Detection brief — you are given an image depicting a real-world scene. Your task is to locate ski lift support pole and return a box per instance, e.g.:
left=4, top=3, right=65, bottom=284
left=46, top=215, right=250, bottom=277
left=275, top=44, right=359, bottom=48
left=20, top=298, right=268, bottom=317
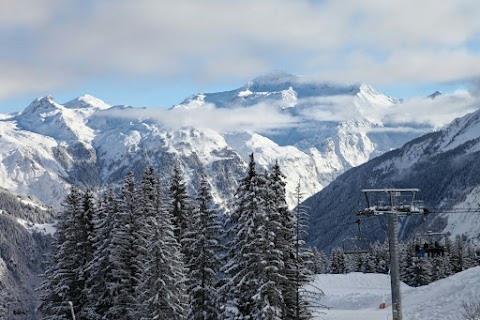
left=356, top=188, right=428, bottom=320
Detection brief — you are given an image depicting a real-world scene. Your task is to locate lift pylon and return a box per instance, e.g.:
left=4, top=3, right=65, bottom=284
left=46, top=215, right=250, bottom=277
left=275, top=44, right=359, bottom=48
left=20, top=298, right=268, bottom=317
left=355, top=188, right=428, bottom=320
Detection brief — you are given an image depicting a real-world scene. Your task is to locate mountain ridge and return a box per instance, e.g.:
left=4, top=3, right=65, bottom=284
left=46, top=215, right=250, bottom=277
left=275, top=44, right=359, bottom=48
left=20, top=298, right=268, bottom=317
left=0, top=73, right=462, bottom=211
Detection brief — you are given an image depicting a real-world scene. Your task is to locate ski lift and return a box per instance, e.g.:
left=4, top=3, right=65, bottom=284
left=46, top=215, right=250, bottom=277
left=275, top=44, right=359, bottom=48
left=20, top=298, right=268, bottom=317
left=357, top=189, right=428, bottom=216
left=414, top=231, right=447, bottom=258
left=342, top=219, right=369, bottom=254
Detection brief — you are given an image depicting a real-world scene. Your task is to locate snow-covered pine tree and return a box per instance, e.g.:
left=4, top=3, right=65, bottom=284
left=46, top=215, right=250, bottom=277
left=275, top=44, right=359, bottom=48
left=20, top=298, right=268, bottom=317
left=310, top=247, right=329, bottom=274
left=440, top=252, right=454, bottom=278
left=430, top=255, right=445, bottom=282
left=285, top=180, right=314, bottom=320
left=463, top=244, right=479, bottom=270
left=39, top=186, right=84, bottom=319
left=169, top=162, right=193, bottom=253
left=104, top=172, right=140, bottom=319
left=249, top=169, right=286, bottom=320
left=183, top=175, right=224, bottom=320
left=330, top=249, right=346, bottom=274
left=373, top=240, right=389, bottom=274
left=268, top=163, right=295, bottom=318
left=221, top=153, right=267, bottom=319
left=222, top=158, right=313, bottom=319
left=132, top=165, right=159, bottom=318
left=137, top=173, right=188, bottom=320
left=364, top=244, right=378, bottom=274
left=84, top=189, right=118, bottom=319
left=72, top=188, right=98, bottom=318
left=399, top=242, right=413, bottom=283
left=451, top=234, right=466, bottom=273
left=408, top=257, right=432, bottom=287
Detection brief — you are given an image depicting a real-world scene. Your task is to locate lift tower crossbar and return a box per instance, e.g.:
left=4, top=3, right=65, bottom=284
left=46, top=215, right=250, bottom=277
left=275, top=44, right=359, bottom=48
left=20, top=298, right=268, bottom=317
left=355, top=188, right=427, bottom=320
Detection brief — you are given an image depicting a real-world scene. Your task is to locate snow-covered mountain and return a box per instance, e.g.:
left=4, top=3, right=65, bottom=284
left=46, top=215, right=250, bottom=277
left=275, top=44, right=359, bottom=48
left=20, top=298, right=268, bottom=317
left=0, top=73, right=433, bottom=210
left=0, top=72, right=478, bottom=317
left=304, top=106, right=480, bottom=251
left=0, top=188, right=54, bottom=319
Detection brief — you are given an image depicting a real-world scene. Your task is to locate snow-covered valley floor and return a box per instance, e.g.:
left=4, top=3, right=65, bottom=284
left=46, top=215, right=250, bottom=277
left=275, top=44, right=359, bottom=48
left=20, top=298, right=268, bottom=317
left=309, top=267, right=480, bottom=320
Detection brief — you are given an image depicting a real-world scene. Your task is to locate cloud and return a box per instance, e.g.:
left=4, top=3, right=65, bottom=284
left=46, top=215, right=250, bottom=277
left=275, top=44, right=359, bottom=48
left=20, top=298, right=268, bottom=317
left=122, top=89, right=477, bottom=134
left=465, top=77, right=480, bottom=97
left=380, top=90, right=479, bottom=128
left=1, top=0, right=480, bottom=100
left=103, top=103, right=299, bottom=133
left=320, top=49, right=480, bottom=85
left=0, top=0, right=66, bottom=27
left=294, top=90, right=479, bottom=130
left=0, top=62, right=71, bottom=100
left=296, top=96, right=365, bottom=122
left=364, top=126, right=431, bottom=134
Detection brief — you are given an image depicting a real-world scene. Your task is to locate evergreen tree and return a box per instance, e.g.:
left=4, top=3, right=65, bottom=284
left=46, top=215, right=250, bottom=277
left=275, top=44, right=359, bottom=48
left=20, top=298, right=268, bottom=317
left=268, top=163, right=296, bottom=318
left=137, top=175, right=188, bottom=320
left=251, top=169, right=286, bottom=320
left=169, top=162, right=193, bottom=253
left=399, top=242, right=413, bottom=283
left=183, top=175, right=224, bottom=320
left=133, top=165, right=159, bottom=318
left=310, top=247, right=328, bottom=274
left=221, top=154, right=271, bottom=319
left=408, top=257, right=432, bottom=287
left=84, top=189, right=118, bottom=319
left=346, top=253, right=365, bottom=273
left=362, top=243, right=378, bottom=274
left=378, top=240, right=390, bottom=274
left=72, top=189, right=97, bottom=318
left=39, top=187, right=84, bottom=319
left=463, top=244, right=478, bottom=270
left=451, top=234, right=466, bottom=273
left=286, top=181, right=314, bottom=320
left=330, top=249, right=346, bottom=274
left=431, top=255, right=446, bottom=282
left=104, top=172, right=139, bottom=319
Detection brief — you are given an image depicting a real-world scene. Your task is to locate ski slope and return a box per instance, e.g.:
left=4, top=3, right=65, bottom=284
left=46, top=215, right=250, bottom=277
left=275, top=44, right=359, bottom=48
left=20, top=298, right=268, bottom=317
left=309, top=267, right=480, bottom=320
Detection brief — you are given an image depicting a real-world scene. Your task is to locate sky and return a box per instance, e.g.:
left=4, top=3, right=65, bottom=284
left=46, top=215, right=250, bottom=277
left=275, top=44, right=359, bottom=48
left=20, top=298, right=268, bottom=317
left=1, top=0, right=480, bottom=113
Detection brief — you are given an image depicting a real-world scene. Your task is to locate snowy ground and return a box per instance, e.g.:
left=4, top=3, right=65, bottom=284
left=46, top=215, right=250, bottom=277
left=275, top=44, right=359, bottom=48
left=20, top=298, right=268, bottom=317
left=309, top=267, right=480, bottom=320
left=16, top=217, right=56, bottom=235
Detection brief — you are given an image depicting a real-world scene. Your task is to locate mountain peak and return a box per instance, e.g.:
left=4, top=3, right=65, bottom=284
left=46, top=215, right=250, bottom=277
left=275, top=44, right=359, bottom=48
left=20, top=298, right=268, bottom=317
left=357, top=83, right=381, bottom=95
left=64, top=94, right=111, bottom=110
left=246, top=72, right=378, bottom=99
left=249, top=71, right=299, bottom=87
left=32, top=95, right=55, bottom=105
left=23, top=95, right=61, bottom=115
left=428, top=91, right=443, bottom=99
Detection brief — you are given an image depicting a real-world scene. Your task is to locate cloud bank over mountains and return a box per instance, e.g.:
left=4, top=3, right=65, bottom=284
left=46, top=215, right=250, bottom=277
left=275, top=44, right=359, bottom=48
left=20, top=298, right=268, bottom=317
left=102, top=87, right=478, bottom=134
left=1, top=0, right=480, bottom=102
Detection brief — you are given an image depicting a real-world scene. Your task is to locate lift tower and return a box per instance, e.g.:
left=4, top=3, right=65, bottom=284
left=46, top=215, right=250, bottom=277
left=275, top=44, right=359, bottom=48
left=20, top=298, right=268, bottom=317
left=356, top=188, right=428, bottom=320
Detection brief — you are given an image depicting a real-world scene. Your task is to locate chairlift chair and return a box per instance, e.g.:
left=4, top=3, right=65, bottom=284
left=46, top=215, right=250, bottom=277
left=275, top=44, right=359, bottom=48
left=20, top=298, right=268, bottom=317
left=342, top=237, right=370, bottom=255
left=342, top=219, right=370, bottom=255
left=414, top=231, right=447, bottom=258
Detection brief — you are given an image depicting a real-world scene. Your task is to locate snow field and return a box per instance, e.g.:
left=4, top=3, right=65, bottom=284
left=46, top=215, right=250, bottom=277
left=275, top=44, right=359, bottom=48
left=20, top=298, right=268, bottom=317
left=309, top=268, right=480, bottom=320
